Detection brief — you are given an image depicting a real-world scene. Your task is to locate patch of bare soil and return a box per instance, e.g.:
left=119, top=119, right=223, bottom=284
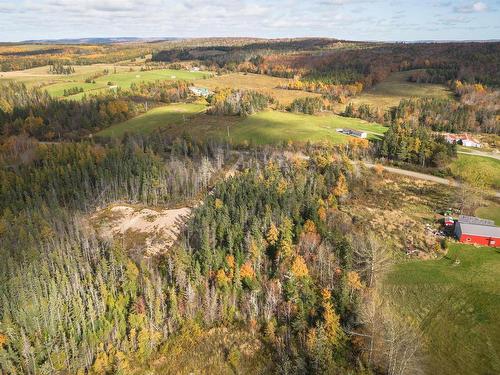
left=91, top=204, right=191, bottom=256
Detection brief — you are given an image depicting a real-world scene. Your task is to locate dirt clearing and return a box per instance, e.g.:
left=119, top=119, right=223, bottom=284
left=92, top=204, right=191, bottom=256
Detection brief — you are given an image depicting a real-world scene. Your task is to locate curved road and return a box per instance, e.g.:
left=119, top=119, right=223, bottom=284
left=363, top=162, right=500, bottom=198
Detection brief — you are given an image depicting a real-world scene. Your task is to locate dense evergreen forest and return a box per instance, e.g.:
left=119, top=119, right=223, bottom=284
left=0, top=81, right=191, bottom=140
left=0, top=137, right=227, bottom=372
left=152, top=39, right=500, bottom=87
left=0, top=44, right=151, bottom=72
left=0, top=136, right=413, bottom=374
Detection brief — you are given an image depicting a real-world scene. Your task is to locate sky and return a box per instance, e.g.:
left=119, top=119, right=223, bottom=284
left=0, top=0, right=499, bottom=42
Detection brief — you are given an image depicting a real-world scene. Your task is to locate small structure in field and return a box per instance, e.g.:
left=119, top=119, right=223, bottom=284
left=454, top=215, right=499, bottom=247
left=337, top=128, right=368, bottom=139
left=189, top=86, right=212, bottom=98
left=444, top=133, right=481, bottom=148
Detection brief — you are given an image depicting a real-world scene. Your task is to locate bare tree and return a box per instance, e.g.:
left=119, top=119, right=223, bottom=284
left=352, top=233, right=393, bottom=288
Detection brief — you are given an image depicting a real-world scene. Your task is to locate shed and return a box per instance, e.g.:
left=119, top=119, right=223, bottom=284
left=454, top=217, right=500, bottom=247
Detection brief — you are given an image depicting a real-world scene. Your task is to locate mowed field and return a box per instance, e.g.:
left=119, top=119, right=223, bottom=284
left=384, top=243, right=500, bottom=375
left=475, top=201, right=500, bottom=225
left=96, top=103, right=206, bottom=138
left=450, top=153, right=500, bottom=190
left=197, top=72, right=322, bottom=105
left=335, top=70, right=452, bottom=111
left=0, top=65, right=211, bottom=99
left=96, top=104, right=388, bottom=145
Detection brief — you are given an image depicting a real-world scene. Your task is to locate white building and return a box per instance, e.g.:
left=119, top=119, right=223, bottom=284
left=337, top=128, right=368, bottom=139
left=444, top=133, right=481, bottom=148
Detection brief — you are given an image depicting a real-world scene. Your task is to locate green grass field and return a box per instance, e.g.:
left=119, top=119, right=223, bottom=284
left=226, top=111, right=387, bottom=145
left=475, top=201, right=500, bottom=225
left=198, top=72, right=321, bottom=105
left=384, top=243, right=500, bottom=375
left=96, top=103, right=207, bottom=138
left=0, top=65, right=211, bottom=99
left=450, top=154, right=500, bottom=190
left=335, top=70, right=452, bottom=112
left=98, top=106, right=389, bottom=145
left=48, top=68, right=210, bottom=99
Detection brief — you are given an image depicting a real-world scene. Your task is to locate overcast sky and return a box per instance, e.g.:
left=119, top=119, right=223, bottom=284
left=0, top=0, right=499, bottom=42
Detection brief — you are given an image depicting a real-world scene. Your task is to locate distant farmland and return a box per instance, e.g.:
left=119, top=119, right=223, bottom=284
left=335, top=70, right=452, bottom=112
left=197, top=72, right=322, bottom=105
left=0, top=65, right=211, bottom=99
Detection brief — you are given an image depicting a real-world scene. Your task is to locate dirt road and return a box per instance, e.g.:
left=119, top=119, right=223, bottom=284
left=363, top=162, right=500, bottom=198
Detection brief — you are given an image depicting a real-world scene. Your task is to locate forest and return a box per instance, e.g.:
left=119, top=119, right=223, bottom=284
left=0, top=35, right=498, bottom=375
left=0, top=81, right=191, bottom=140
left=0, top=136, right=415, bottom=374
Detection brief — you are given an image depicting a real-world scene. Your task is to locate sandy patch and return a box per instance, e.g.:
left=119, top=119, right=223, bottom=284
left=92, top=204, right=191, bottom=256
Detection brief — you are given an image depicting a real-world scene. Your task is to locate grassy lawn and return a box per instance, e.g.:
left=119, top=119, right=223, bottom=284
left=91, top=68, right=210, bottom=89
left=226, top=110, right=387, bottom=145
left=42, top=81, right=108, bottom=97
left=450, top=154, right=500, bottom=190
left=384, top=243, right=500, bottom=375
left=198, top=72, right=321, bottom=105
left=334, top=70, right=452, bottom=112
left=475, top=201, right=500, bottom=225
left=96, top=103, right=207, bottom=138
left=98, top=107, right=389, bottom=145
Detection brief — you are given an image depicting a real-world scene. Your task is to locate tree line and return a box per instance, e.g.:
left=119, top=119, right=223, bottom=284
left=0, top=80, right=192, bottom=141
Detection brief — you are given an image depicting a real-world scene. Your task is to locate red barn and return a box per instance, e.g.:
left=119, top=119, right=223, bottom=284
left=454, top=216, right=500, bottom=247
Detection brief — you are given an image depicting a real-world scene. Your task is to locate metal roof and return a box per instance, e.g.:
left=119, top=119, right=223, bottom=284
left=458, top=215, right=495, bottom=226
left=457, top=222, right=500, bottom=237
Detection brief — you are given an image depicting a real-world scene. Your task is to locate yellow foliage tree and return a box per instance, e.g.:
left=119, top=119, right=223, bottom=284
left=321, top=289, right=342, bottom=346
left=277, top=177, right=288, bottom=195
left=333, top=173, right=348, bottom=198
left=347, top=271, right=363, bottom=291
left=214, top=198, right=224, bottom=209
left=291, top=255, right=309, bottom=278
left=303, top=219, right=317, bottom=234
left=225, top=254, right=235, bottom=270
left=240, top=261, right=255, bottom=279
left=216, top=269, right=231, bottom=288
left=267, top=223, right=279, bottom=245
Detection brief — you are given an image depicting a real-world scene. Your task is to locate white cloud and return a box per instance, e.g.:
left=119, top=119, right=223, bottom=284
left=454, top=1, right=489, bottom=13
left=0, top=0, right=498, bottom=41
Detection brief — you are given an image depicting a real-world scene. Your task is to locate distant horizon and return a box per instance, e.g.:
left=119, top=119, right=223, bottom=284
left=1, top=1, right=499, bottom=42
left=4, top=36, right=500, bottom=44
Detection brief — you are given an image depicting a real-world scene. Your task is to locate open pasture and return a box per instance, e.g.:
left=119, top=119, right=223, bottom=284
left=98, top=105, right=388, bottom=146
left=384, top=243, right=500, bottom=375
left=450, top=153, right=500, bottom=190
left=198, top=72, right=322, bottom=105
left=335, top=69, right=452, bottom=111
left=96, top=103, right=207, bottom=138
left=0, top=65, right=211, bottom=99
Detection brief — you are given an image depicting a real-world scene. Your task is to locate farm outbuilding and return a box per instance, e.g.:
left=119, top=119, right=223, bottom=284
left=454, top=215, right=500, bottom=247
left=444, top=133, right=481, bottom=148
left=337, top=128, right=368, bottom=138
